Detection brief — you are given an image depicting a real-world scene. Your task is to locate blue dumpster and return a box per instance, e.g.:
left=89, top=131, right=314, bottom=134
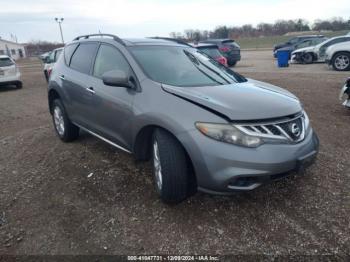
left=276, top=49, right=289, bottom=67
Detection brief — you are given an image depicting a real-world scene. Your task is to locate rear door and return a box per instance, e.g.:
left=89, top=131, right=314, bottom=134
left=61, top=42, right=99, bottom=128
left=88, top=43, right=136, bottom=149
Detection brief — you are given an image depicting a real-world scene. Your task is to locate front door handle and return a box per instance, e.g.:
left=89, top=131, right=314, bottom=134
left=86, top=87, right=95, bottom=94
left=59, top=75, right=65, bottom=80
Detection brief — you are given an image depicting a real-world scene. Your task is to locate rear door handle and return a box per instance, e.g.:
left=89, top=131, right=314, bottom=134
left=59, top=75, right=65, bottom=80
left=86, top=87, right=95, bottom=94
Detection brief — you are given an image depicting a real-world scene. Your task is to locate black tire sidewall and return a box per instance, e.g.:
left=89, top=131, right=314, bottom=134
left=152, top=129, right=190, bottom=203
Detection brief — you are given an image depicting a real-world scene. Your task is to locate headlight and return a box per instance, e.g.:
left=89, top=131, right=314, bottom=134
left=195, top=122, right=263, bottom=148
left=303, top=110, right=310, bottom=134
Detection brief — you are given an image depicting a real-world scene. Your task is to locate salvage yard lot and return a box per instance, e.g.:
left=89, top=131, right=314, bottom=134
left=0, top=51, right=349, bottom=256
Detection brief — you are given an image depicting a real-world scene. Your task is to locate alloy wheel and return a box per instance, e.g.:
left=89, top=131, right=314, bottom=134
left=153, top=141, right=163, bottom=192
left=335, top=55, right=349, bottom=70
left=53, top=106, right=65, bottom=136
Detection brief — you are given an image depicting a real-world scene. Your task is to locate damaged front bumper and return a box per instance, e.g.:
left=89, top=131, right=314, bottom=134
left=339, top=78, right=350, bottom=108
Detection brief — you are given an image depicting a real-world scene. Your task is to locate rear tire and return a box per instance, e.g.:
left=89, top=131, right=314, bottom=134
left=332, top=52, right=350, bottom=71
left=228, top=61, right=237, bottom=67
left=152, top=129, right=195, bottom=204
left=51, top=99, right=79, bottom=142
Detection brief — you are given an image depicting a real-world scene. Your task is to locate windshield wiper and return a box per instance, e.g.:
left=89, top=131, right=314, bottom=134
left=184, top=50, right=225, bottom=85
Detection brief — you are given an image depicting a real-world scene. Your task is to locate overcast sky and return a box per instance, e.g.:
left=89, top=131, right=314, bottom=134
left=0, top=0, right=349, bottom=43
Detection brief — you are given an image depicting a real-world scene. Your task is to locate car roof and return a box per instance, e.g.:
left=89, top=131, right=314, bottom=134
left=294, top=35, right=324, bottom=38
left=0, top=55, right=11, bottom=59
left=192, top=43, right=218, bottom=48
left=201, top=39, right=234, bottom=43
left=71, top=37, right=191, bottom=48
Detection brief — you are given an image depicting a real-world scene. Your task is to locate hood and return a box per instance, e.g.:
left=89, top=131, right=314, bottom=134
left=162, top=79, right=301, bottom=121
left=292, top=46, right=314, bottom=54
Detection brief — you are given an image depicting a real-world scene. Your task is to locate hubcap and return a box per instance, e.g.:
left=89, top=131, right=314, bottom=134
left=335, top=55, right=349, bottom=70
left=153, top=141, right=162, bottom=191
left=53, top=106, right=65, bottom=136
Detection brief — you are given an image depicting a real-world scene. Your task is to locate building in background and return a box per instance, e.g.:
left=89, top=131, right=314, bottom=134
left=0, top=38, right=26, bottom=60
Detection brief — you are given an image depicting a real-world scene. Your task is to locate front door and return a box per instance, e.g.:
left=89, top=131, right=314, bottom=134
left=88, top=44, right=136, bottom=150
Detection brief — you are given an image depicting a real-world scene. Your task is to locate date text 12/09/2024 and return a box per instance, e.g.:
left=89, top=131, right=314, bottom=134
left=127, top=255, right=220, bottom=261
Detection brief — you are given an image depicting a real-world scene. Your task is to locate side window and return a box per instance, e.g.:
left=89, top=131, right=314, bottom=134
left=70, top=43, right=98, bottom=74
left=55, top=49, right=63, bottom=62
left=64, top=43, right=78, bottom=65
left=93, top=44, right=131, bottom=78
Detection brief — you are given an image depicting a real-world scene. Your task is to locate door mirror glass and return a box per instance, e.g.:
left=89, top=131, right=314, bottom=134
left=102, top=70, right=132, bottom=88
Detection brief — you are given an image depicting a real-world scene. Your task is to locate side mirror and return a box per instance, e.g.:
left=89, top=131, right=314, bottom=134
left=102, top=70, right=134, bottom=89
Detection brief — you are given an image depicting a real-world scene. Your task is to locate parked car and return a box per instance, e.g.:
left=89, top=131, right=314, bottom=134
left=0, top=55, right=22, bottom=89
left=48, top=34, right=319, bottom=203
left=339, top=77, right=350, bottom=108
left=39, top=52, right=51, bottom=62
left=193, top=43, right=228, bottom=66
left=325, top=42, right=350, bottom=71
left=200, top=39, right=240, bottom=66
left=292, top=36, right=350, bottom=64
left=273, top=35, right=325, bottom=58
left=43, top=47, right=63, bottom=82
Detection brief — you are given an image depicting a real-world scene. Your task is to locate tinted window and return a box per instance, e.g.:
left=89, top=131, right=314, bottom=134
left=323, top=38, right=349, bottom=48
left=64, top=43, right=78, bottom=65
left=55, top=49, right=63, bottom=62
left=93, top=44, right=130, bottom=78
left=288, top=38, right=299, bottom=44
left=198, top=47, right=222, bottom=58
left=0, top=57, right=14, bottom=67
left=131, top=46, right=246, bottom=87
left=70, top=43, right=98, bottom=74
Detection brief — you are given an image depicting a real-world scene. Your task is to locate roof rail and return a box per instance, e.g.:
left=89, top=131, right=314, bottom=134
left=149, top=37, right=192, bottom=47
left=72, top=34, right=125, bottom=46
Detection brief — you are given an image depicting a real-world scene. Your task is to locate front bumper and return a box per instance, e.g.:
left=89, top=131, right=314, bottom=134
left=178, top=128, right=319, bottom=194
left=339, top=83, right=350, bottom=108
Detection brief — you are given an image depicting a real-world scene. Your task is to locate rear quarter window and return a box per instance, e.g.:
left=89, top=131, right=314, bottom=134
left=64, top=43, right=78, bottom=65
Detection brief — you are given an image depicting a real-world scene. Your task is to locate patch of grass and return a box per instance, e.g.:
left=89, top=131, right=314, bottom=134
left=237, top=30, right=349, bottom=49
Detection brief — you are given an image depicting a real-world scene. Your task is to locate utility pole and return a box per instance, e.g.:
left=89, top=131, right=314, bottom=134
left=55, top=17, right=64, bottom=44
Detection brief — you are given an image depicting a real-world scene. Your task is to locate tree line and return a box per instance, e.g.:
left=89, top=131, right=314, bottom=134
left=170, top=17, right=350, bottom=41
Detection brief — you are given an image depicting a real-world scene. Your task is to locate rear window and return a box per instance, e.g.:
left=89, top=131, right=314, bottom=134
left=64, top=43, right=78, bottom=65
left=198, top=47, right=221, bottom=58
left=70, top=43, right=98, bottom=74
left=0, top=57, right=14, bottom=67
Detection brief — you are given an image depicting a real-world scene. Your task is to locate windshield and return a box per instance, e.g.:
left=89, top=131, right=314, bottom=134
left=130, top=46, right=246, bottom=87
left=0, top=57, right=14, bottom=67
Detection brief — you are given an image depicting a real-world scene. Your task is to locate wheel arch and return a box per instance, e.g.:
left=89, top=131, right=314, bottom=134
left=133, top=125, right=197, bottom=187
left=48, top=88, right=61, bottom=114
left=331, top=51, right=350, bottom=61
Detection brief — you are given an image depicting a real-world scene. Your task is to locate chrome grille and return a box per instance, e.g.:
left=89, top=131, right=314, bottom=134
left=236, top=114, right=306, bottom=143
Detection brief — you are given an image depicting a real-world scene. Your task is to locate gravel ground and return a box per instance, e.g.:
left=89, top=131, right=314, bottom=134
left=0, top=52, right=349, bottom=257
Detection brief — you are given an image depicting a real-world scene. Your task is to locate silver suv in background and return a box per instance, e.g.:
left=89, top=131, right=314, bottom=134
left=48, top=34, right=319, bottom=203
left=0, top=55, right=22, bottom=89
left=43, top=47, right=63, bottom=82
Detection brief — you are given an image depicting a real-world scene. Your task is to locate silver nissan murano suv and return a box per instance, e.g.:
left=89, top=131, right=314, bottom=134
left=48, top=34, right=319, bottom=203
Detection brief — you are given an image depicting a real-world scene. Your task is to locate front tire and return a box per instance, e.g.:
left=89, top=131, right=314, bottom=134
left=332, top=52, right=350, bottom=71
left=302, top=53, right=313, bottom=64
left=52, top=99, right=79, bottom=142
left=152, top=129, right=195, bottom=204
left=16, top=81, right=22, bottom=89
